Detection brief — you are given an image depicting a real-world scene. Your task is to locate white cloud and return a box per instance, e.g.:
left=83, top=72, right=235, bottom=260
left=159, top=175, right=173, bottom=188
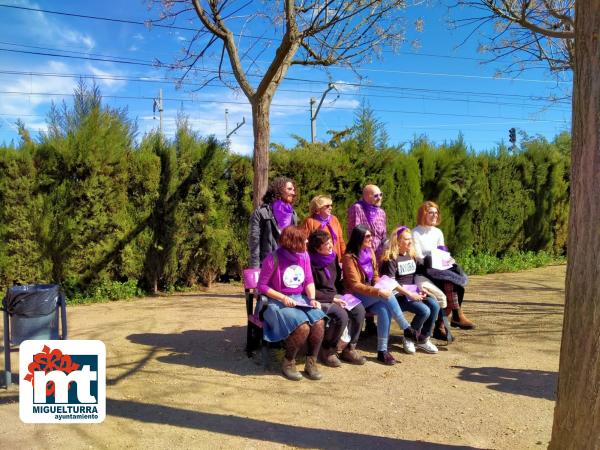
left=133, top=33, right=145, bottom=41
left=7, top=0, right=95, bottom=50
left=84, top=64, right=128, bottom=90
left=0, top=61, right=77, bottom=115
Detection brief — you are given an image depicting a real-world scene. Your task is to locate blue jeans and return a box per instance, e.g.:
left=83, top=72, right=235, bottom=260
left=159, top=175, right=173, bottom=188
left=396, top=295, right=440, bottom=338
left=355, top=292, right=410, bottom=340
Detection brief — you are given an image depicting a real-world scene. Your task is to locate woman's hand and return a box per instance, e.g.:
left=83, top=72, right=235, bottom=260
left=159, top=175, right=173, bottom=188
left=378, top=289, right=392, bottom=299
left=409, top=291, right=427, bottom=302
left=281, top=295, right=296, bottom=307
left=332, top=296, right=347, bottom=308
left=310, top=299, right=321, bottom=310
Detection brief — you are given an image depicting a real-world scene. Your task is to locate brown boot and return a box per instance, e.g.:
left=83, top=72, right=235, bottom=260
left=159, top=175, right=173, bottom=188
left=304, top=356, right=322, bottom=380
left=319, top=347, right=342, bottom=368
left=451, top=307, right=476, bottom=330
left=282, top=358, right=302, bottom=381
left=340, top=344, right=367, bottom=365
left=432, top=318, right=448, bottom=341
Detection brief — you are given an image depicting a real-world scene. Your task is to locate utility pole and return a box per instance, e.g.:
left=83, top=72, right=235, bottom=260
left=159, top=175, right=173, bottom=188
left=225, top=108, right=229, bottom=142
left=310, top=83, right=337, bottom=143
left=225, top=108, right=246, bottom=149
left=153, top=89, right=163, bottom=133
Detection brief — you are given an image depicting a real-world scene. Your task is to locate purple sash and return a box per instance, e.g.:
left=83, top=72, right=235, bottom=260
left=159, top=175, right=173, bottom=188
left=358, top=247, right=374, bottom=282
left=314, top=214, right=338, bottom=244
left=272, top=200, right=294, bottom=230
left=309, top=251, right=336, bottom=280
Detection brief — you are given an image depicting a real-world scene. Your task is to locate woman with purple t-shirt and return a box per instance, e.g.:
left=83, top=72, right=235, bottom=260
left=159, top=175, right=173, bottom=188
left=258, top=226, right=327, bottom=381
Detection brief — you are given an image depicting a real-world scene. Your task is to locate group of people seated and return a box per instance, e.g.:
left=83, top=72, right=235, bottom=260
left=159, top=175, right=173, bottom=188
left=249, top=177, right=475, bottom=381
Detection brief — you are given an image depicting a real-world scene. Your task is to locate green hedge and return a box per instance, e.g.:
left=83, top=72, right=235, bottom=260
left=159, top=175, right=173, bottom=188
left=0, top=85, right=571, bottom=296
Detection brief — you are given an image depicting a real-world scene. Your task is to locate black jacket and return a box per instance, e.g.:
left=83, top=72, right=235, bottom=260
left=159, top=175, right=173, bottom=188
left=248, top=203, right=298, bottom=268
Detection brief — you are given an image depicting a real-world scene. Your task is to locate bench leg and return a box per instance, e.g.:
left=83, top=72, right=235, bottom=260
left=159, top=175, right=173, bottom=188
left=3, top=311, right=11, bottom=388
left=245, top=323, right=254, bottom=357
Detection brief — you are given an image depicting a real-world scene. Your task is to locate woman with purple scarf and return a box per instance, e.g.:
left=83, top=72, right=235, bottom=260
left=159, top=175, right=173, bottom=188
left=303, top=195, right=346, bottom=258
left=308, top=230, right=366, bottom=367
left=342, top=225, right=418, bottom=365
left=249, top=177, right=298, bottom=268
left=258, top=226, right=327, bottom=381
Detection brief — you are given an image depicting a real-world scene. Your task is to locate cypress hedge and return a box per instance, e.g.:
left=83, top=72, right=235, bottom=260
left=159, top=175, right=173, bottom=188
left=0, top=86, right=571, bottom=295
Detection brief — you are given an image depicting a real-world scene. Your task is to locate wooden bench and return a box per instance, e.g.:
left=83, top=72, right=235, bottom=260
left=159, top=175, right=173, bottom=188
left=243, top=268, right=262, bottom=355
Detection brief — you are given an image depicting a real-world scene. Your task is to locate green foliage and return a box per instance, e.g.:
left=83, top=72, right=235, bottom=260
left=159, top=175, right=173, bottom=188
left=0, top=88, right=572, bottom=298
left=35, top=82, right=133, bottom=289
left=67, top=279, right=143, bottom=304
left=0, top=146, right=50, bottom=286
left=457, top=251, right=566, bottom=275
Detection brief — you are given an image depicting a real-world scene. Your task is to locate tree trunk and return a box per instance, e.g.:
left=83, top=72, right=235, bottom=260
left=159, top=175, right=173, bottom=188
left=549, top=1, right=600, bottom=448
left=251, top=98, right=272, bottom=209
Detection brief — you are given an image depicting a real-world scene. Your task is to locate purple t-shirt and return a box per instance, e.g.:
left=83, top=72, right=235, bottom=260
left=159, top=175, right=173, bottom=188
left=258, top=249, right=314, bottom=296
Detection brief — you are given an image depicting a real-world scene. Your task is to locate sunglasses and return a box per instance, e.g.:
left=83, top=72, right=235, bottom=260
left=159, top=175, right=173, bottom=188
left=322, top=204, right=333, bottom=208
left=364, top=234, right=373, bottom=239
left=373, top=193, right=383, bottom=199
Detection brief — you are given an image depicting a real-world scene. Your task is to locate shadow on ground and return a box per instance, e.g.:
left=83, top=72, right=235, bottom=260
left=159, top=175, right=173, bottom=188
left=107, top=398, right=481, bottom=449
left=124, top=326, right=267, bottom=378
left=453, top=366, right=557, bottom=401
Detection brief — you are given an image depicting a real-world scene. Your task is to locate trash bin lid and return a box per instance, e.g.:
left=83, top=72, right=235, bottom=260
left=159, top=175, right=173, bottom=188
left=2, top=284, right=61, bottom=317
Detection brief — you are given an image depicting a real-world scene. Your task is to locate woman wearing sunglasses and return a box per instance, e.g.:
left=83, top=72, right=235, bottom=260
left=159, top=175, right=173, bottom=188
left=342, top=225, right=418, bottom=365
left=302, top=195, right=346, bottom=258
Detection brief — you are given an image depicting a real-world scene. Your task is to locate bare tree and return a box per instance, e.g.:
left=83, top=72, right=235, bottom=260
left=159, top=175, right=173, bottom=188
left=149, top=0, right=407, bottom=207
left=453, top=0, right=575, bottom=73
left=454, top=1, right=599, bottom=447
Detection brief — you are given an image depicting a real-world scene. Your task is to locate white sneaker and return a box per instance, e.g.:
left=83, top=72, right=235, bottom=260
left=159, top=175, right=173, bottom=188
left=416, top=337, right=438, bottom=354
left=403, top=337, right=416, bottom=354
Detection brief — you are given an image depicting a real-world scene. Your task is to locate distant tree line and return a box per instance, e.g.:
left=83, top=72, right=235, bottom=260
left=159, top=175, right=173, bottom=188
left=0, top=83, right=570, bottom=294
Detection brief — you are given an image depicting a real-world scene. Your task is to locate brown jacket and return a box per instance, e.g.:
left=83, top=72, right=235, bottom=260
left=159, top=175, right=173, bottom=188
left=341, top=249, right=381, bottom=297
left=302, top=215, right=346, bottom=257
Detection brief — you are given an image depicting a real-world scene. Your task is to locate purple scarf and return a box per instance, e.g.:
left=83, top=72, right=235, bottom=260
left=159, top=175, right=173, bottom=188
left=272, top=200, right=294, bottom=230
left=358, top=247, right=374, bottom=282
left=313, top=213, right=338, bottom=244
left=309, top=250, right=337, bottom=280
left=277, top=247, right=302, bottom=266
left=358, top=199, right=379, bottom=227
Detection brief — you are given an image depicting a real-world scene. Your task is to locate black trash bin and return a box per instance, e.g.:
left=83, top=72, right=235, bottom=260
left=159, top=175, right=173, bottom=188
left=2, top=284, right=67, bottom=388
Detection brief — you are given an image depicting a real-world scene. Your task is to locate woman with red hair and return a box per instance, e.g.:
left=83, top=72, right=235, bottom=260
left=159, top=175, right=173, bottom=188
left=257, top=226, right=327, bottom=381
left=412, top=201, right=475, bottom=339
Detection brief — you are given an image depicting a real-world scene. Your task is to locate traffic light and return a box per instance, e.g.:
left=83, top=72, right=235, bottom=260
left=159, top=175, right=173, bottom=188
left=509, top=128, right=516, bottom=144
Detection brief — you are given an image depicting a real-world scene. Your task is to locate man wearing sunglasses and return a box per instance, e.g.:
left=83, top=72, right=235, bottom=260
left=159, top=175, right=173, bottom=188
left=347, top=184, right=387, bottom=258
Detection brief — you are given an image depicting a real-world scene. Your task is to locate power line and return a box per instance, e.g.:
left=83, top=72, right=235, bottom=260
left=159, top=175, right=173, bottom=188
left=0, top=3, right=202, bottom=33
left=0, top=68, right=571, bottom=111
left=0, top=47, right=572, bottom=105
left=0, top=89, right=569, bottom=123
left=0, top=3, right=573, bottom=83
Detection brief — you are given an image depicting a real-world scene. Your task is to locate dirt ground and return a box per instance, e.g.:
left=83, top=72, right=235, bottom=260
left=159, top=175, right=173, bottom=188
left=0, top=265, right=565, bottom=449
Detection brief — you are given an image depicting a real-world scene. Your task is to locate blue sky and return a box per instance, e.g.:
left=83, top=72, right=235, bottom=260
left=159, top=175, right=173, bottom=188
left=0, top=0, right=572, bottom=154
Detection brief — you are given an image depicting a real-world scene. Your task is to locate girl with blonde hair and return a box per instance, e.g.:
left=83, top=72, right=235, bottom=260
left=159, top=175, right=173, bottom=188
left=380, top=226, right=440, bottom=353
